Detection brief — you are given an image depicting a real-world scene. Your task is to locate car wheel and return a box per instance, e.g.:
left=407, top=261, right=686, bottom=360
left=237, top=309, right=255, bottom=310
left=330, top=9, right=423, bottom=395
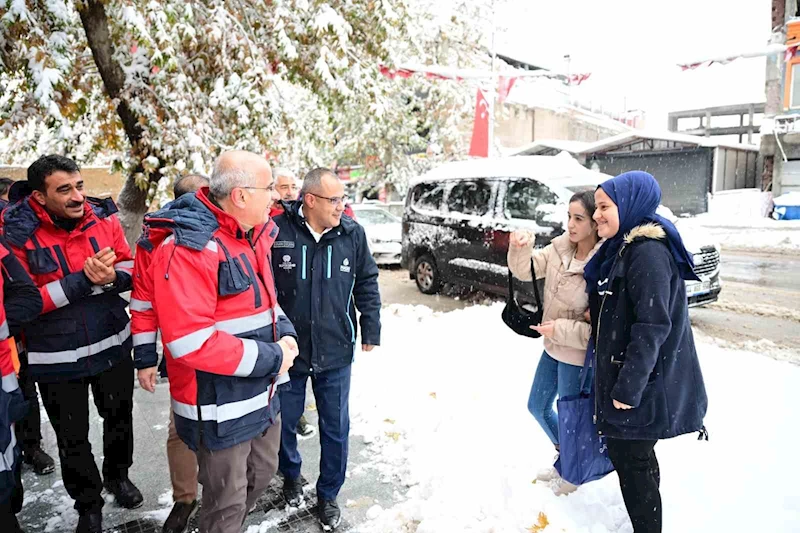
left=414, top=254, right=441, bottom=295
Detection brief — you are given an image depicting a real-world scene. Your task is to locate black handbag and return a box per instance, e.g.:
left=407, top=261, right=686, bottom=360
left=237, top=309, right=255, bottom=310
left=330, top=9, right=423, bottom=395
left=502, top=258, right=544, bottom=338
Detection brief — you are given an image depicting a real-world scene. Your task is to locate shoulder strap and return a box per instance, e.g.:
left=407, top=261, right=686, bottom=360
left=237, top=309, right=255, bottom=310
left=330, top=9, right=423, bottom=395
left=507, top=256, right=543, bottom=310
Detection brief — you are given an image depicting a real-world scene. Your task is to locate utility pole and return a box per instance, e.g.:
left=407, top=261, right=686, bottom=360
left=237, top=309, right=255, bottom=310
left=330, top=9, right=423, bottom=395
left=759, top=0, right=787, bottom=192
left=488, top=0, right=497, bottom=157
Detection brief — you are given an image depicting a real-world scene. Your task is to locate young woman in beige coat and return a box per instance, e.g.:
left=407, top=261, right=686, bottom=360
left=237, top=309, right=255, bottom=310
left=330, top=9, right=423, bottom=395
left=507, top=191, right=601, bottom=495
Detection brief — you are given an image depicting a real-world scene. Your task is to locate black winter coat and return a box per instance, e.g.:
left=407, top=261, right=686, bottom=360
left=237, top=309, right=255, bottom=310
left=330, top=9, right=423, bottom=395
left=589, top=223, right=708, bottom=440
left=271, top=201, right=381, bottom=375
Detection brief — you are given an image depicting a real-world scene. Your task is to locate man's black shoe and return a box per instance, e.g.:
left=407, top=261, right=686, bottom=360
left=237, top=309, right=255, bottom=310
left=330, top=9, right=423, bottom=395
left=76, top=511, right=102, bottom=533
left=282, top=476, right=304, bottom=507
left=317, top=499, right=341, bottom=531
left=162, top=500, right=198, bottom=533
left=104, top=477, right=144, bottom=509
left=24, top=447, right=55, bottom=475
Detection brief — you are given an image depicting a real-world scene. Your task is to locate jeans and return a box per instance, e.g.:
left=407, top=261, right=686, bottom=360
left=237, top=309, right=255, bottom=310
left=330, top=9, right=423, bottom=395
left=278, top=365, right=351, bottom=502
left=606, top=438, right=661, bottom=533
left=527, top=351, right=588, bottom=445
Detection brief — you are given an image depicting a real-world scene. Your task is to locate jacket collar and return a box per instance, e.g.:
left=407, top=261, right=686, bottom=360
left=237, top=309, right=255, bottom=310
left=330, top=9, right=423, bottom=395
left=551, top=233, right=604, bottom=273
left=3, top=195, right=117, bottom=248
left=623, top=223, right=666, bottom=244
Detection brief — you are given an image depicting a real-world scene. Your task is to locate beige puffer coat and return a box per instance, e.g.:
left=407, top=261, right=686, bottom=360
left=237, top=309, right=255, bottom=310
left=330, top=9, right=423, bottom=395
left=507, top=234, right=602, bottom=366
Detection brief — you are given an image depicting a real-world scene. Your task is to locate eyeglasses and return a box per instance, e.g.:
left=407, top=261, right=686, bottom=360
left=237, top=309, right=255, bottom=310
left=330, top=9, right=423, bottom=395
left=242, top=185, right=276, bottom=193
left=307, top=192, right=349, bottom=207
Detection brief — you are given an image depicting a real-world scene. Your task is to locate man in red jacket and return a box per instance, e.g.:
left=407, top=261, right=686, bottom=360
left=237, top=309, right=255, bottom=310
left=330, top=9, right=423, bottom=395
left=132, top=173, right=208, bottom=533
left=149, top=151, right=299, bottom=533
left=2, top=155, right=140, bottom=533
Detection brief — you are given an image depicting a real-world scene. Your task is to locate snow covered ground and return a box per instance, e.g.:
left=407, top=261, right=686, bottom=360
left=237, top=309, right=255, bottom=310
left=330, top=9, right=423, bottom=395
left=677, top=213, right=800, bottom=254
left=340, top=303, right=800, bottom=533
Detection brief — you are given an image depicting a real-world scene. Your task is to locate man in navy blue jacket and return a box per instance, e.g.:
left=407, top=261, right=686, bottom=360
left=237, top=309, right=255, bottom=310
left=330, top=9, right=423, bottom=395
left=271, top=168, right=381, bottom=531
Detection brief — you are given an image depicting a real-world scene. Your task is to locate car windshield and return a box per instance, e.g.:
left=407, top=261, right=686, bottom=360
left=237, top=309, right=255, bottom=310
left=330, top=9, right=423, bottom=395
left=354, top=208, right=399, bottom=225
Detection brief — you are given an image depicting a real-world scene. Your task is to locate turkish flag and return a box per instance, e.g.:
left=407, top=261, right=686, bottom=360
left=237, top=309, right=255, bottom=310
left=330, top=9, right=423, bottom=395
left=469, top=88, right=490, bottom=158
left=497, top=76, right=517, bottom=103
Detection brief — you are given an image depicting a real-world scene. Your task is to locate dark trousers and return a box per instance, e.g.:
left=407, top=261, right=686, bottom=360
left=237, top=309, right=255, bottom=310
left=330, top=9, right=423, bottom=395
left=279, top=365, right=351, bottom=502
left=606, top=438, right=661, bottom=533
left=15, top=351, right=43, bottom=454
left=0, top=460, right=23, bottom=531
left=39, top=356, right=135, bottom=514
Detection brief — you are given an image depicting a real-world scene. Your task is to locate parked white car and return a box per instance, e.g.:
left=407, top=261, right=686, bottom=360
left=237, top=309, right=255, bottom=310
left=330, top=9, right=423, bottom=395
left=351, top=204, right=403, bottom=265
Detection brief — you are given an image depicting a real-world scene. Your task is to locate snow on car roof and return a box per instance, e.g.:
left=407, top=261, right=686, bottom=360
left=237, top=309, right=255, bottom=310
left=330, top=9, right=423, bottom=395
left=411, top=152, right=612, bottom=188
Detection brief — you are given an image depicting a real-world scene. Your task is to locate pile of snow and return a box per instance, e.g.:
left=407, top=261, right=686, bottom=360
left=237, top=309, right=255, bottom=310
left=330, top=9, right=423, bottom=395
left=347, top=303, right=799, bottom=532
left=677, top=213, right=800, bottom=253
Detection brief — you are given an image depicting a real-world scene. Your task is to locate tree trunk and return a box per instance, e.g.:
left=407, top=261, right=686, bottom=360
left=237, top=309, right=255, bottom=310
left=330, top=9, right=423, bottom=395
left=78, top=1, right=159, bottom=247
left=116, top=175, right=149, bottom=247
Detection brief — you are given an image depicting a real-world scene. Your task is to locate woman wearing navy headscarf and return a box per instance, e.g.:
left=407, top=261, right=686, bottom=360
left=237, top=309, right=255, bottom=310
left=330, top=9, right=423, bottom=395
left=584, top=171, right=708, bottom=533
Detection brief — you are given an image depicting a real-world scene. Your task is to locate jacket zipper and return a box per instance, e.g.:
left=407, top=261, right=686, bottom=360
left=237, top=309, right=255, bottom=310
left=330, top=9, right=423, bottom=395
left=593, top=248, right=624, bottom=429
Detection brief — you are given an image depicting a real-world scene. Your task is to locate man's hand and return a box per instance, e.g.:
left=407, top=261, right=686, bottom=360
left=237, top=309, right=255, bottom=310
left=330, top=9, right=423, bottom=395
left=137, top=367, right=158, bottom=393
left=94, top=247, right=116, bottom=268
left=530, top=320, right=555, bottom=339
left=362, top=344, right=375, bottom=352
left=584, top=309, right=591, bottom=323
left=509, top=230, right=534, bottom=248
left=277, top=337, right=299, bottom=375
left=613, top=399, right=633, bottom=410
left=84, top=256, right=117, bottom=285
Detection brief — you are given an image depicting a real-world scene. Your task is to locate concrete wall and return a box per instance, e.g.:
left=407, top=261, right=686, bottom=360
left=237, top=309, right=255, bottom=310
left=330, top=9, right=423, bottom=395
left=494, top=104, right=626, bottom=150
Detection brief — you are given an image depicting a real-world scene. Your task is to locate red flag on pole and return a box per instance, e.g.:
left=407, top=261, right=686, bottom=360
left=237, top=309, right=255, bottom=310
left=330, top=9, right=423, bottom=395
left=497, top=76, right=517, bottom=103
left=469, top=89, right=490, bottom=158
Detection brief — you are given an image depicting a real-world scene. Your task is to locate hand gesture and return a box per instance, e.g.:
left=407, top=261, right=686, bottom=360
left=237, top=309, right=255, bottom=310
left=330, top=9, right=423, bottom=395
left=510, top=230, right=534, bottom=248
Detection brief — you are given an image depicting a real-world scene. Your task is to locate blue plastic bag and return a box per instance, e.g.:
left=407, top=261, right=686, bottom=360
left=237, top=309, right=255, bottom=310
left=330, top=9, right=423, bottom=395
left=554, top=342, right=614, bottom=486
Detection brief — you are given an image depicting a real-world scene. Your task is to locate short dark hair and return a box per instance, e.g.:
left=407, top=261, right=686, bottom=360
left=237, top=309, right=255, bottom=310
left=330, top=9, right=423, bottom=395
left=0, top=177, right=13, bottom=197
left=27, top=155, right=80, bottom=192
left=8, top=181, right=33, bottom=203
left=173, top=173, right=209, bottom=198
left=300, top=167, right=337, bottom=196
left=570, top=190, right=596, bottom=219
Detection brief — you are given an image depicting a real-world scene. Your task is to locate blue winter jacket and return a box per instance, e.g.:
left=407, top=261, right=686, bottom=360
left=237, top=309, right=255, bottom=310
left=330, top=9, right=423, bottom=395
left=271, top=201, right=381, bottom=374
left=589, top=223, right=708, bottom=440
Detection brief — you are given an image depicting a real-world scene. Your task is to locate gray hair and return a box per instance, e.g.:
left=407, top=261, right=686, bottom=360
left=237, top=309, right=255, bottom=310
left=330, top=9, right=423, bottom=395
left=300, top=167, right=336, bottom=195
left=209, top=161, right=258, bottom=200
left=173, top=173, right=209, bottom=198
left=273, top=167, right=296, bottom=181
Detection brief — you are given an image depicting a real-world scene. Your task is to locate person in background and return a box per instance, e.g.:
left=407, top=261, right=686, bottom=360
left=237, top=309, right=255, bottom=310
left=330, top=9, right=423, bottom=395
left=507, top=191, right=602, bottom=496
left=585, top=171, right=708, bottom=533
left=272, top=168, right=381, bottom=531
left=149, top=151, right=299, bottom=533
left=270, top=167, right=300, bottom=218
left=131, top=173, right=208, bottom=533
left=0, top=177, right=14, bottom=209
left=0, top=237, right=44, bottom=533
left=3, top=155, right=139, bottom=533
left=266, top=167, right=317, bottom=439
left=0, top=179, right=56, bottom=478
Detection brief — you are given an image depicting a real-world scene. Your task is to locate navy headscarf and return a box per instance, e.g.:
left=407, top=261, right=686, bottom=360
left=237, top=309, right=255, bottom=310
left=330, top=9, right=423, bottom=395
left=583, top=171, right=699, bottom=294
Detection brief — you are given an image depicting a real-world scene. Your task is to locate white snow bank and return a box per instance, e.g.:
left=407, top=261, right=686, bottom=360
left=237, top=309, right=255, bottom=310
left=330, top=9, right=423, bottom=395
left=349, top=303, right=800, bottom=532
left=677, top=213, right=800, bottom=253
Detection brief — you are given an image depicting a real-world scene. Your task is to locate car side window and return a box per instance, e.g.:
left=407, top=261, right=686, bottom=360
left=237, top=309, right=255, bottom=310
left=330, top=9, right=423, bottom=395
left=412, top=183, right=446, bottom=212
left=447, top=180, right=492, bottom=216
left=505, top=179, right=559, bottom=223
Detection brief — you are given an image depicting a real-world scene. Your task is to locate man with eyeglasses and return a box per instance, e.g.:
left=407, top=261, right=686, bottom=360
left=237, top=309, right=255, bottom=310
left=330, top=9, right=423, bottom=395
left=148, top=151, right=299, bottom=533
left=270, top=168, right=381, bottom=531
